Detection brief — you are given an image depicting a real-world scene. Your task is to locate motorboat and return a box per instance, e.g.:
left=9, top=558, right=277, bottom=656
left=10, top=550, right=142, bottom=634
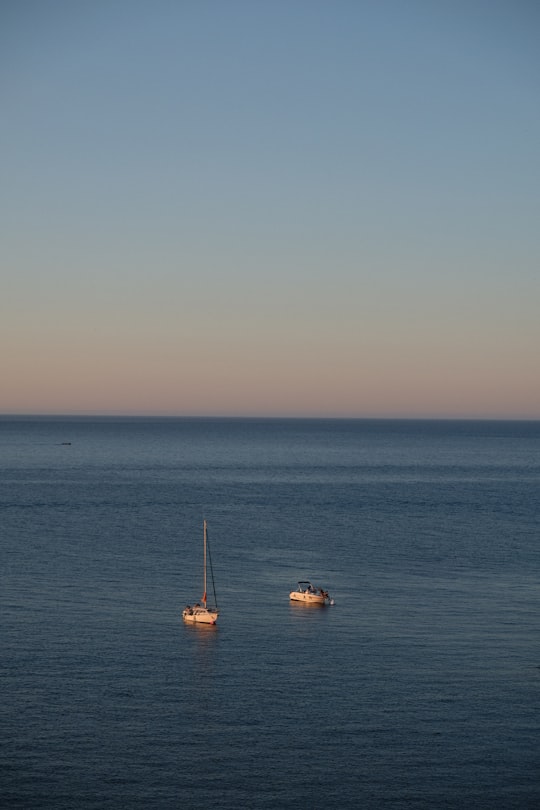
left=289, top=581, right=334, bottom=605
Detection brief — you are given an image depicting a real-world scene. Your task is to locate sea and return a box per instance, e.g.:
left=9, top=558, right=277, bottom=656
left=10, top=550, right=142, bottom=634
left=1, top=416, right=539, bottom=809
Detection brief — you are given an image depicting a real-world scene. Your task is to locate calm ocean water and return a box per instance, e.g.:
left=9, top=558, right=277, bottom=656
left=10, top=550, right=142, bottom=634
left=1, top=417, right=539, bottom=809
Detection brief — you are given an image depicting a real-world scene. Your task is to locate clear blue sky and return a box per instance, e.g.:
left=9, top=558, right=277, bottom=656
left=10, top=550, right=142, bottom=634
left=2, top=0, right=539, bottom=417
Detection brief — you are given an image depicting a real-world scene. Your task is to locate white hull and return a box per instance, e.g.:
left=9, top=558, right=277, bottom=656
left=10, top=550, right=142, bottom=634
left=289, top=590, right=326, bottom=604
left=183, top=606, right=219, bottom=624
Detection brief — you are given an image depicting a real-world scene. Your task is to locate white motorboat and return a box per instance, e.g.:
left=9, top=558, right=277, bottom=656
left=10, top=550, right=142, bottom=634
left=289, top=581, right=334, bottom=605
left=183, top=520, right=219, bottom=625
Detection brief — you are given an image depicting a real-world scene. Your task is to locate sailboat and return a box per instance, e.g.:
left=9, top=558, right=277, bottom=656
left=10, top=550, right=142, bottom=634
left=182, top=519, right=219, bottom=625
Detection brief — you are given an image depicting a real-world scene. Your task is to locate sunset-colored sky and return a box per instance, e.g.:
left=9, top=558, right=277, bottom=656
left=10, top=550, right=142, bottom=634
left=2, top=1, right=539, bottom=418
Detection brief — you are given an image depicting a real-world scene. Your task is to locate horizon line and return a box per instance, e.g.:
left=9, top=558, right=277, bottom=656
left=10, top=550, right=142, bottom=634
left=1, top=412, right=539, bottom=422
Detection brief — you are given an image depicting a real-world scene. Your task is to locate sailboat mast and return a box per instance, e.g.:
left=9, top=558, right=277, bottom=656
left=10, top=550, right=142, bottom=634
left=203, top=519, right=207, bottom=607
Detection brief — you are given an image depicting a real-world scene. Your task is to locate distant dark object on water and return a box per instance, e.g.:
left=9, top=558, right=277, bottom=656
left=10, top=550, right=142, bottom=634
left=61, top=442, right=71, bottom=445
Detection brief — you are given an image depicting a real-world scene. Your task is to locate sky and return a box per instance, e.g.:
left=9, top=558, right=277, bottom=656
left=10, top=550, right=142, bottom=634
left=1, top=0, right=539, bottom=418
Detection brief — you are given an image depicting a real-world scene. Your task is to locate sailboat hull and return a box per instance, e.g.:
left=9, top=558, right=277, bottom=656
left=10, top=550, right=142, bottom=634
left=182, top=606, right=218, bottom=624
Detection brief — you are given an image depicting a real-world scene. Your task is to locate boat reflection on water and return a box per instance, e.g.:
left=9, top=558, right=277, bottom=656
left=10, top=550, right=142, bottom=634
left=182, top=620, right=218, bottom=633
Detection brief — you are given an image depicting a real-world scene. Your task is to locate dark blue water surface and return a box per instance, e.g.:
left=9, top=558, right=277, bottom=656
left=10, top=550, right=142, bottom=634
left=1, top=417, right=539, bottom=809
